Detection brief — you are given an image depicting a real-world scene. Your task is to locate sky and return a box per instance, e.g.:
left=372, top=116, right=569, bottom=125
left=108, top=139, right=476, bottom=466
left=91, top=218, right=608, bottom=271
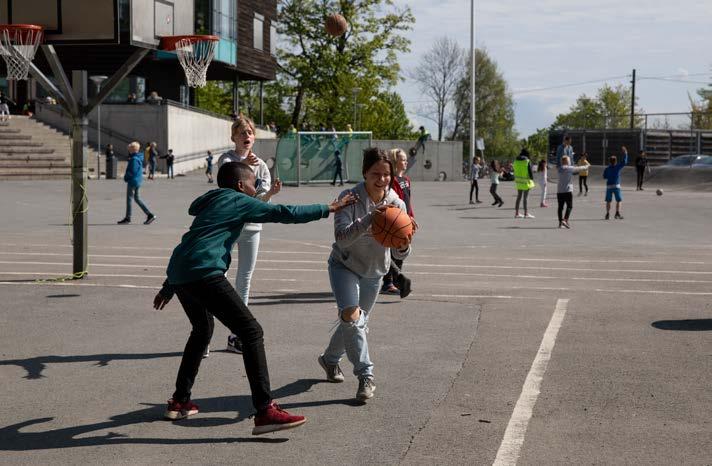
left=392, top=0, right=712, bottom=138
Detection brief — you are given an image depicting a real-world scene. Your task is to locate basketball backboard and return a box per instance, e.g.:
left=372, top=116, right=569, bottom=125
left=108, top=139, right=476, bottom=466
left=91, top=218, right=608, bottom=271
left=0, top=0, right=193, bottom=47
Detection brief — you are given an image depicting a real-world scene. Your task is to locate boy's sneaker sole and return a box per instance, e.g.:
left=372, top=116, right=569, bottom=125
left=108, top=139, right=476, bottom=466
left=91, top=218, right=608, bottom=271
left=252, top=418, right=307, bottom=435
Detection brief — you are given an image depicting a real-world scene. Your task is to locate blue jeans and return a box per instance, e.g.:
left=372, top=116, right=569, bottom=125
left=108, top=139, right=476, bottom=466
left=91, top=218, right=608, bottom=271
left=125, top=184, right=152, bottom=220
left=322, top=258, right=382, bottom=379
left=167, top=164, right=174, bottom=179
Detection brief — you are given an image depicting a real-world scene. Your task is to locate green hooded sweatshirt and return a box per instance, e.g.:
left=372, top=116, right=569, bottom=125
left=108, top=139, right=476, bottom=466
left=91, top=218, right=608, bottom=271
left=164, top=188, right=328, bottom=288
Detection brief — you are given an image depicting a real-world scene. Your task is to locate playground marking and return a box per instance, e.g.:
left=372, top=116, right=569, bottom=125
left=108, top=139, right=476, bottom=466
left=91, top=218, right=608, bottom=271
left=493, top=298, right=569, bottom=466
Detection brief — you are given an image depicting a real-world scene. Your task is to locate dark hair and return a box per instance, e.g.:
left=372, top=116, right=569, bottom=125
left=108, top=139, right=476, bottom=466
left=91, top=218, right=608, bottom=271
left=519, top=148, right=530, bottom=158
left=168, top=149, right=173, bottom=153
left=490, top=160, right=500, bottom=171
left=537, top=159, right=546, bottom=171
left=564, top=136, right=571, bottom=142
left=218, top=161, right=254, bottom=189
left=361, top=147, right=393, bottom=177
left=609, top=155, right=617, bottom=165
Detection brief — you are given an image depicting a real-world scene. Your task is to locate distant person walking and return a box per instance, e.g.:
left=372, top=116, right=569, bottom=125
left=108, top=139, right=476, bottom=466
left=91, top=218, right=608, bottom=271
left=537, top=159, right=548, bottom=207
left=635, top=150, right=648, bottom=191
left=469, top=157, right=483, bottom=204
left=577, top=152, right=591, bottom=196
left=603, top=146, right=629, bottom=220
left=556, top=136, right=574, bottom=167
left=147, top=142, right=159, bottom=180
left=331, top=149, right=344, bottom=186
left=415, top=126, right=430, bottom=154
left=489, top=160, right=504, bottom=207
left=0, top=91, right=13, bottom=122
left=117, top=141, right=156, bottom=225
left=556, top=155, right=588, bottom=228
left=205, top=150, right=214, bottom=183
left=514, top=149, right=535, bottom=218
left=161, top=149, right=175, bottom=179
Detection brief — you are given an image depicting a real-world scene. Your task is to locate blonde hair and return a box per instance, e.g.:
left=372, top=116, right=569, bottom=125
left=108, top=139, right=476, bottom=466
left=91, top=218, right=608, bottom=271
left=388, top=148, right=407, bottom=165
left=128, top=141, right=141, bottom=152
left=231, top=116, right=256, bottom=137
left=561, top=155, right=570, bottom=165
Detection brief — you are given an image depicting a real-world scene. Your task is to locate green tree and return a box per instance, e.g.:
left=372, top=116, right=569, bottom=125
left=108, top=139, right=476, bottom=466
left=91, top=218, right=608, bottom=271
left=522, top=128, right=549, bottom=160
left=452, top=48, right=519, bottom=160
left=551, top=84, right=643, bottom=129
left=194, top=81, right=233, bottom=116
left=359, top=92, right=416, bottom=140
left=276, top=0, right=415, bottom=130
left=690, top=86, right=712, bottom=130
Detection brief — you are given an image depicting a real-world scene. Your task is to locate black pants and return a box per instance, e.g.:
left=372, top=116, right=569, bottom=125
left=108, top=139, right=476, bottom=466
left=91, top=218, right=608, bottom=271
left=515, top=189, right=529, bottom=213
left=332, top=163, right=343, bottom=185
left=173, top=275, right=271, bottom=411
left=636, top=168, right=645, bottom=189
left=383, top=256, right=404, bottom=286
left=557, top=192, right=573, bottom=222
left=490, top=184, right=502, bottom=203
left=578, top=175, right=588, bottom=193
left=469, top=179, right=479, bottom=202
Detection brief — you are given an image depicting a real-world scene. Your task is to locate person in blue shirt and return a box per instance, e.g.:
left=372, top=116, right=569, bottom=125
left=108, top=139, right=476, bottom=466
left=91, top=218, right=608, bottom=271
left=603, top=146, right=629, bottom=220
left=117, top=141, right=156, bottom=225
left=152, top=161, right=355, bottom=434
left=556, top=136, right=574, bottom=167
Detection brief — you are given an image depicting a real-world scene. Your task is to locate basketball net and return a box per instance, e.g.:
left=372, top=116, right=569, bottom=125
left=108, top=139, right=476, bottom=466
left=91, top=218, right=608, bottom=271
left=174, top=38, right=217, bottom=88
left=0, top=27, right=43, bottom=80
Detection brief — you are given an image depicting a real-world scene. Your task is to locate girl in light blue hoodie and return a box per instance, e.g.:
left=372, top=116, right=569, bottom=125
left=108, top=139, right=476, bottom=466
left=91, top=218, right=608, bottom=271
left=318, top=148, right=413, bottom=402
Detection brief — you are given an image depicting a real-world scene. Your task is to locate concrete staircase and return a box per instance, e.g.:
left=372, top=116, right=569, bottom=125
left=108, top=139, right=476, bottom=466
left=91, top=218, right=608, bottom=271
left=0, top=116, right=101, bottom=180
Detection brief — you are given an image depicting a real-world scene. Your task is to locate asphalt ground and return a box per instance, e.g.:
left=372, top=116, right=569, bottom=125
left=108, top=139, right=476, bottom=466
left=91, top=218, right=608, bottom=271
left=0, top=172, right=711, bottom=465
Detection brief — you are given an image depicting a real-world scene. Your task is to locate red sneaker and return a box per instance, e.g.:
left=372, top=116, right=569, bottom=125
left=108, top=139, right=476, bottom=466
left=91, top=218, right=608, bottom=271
left=164, top=398, right=199, bottom=420
left=252, top=402, right=307, bottom=435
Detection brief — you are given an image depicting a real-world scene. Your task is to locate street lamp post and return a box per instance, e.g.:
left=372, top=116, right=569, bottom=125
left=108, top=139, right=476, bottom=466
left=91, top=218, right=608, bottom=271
left=90, top=75, right=108, bottom=179
left=352, top=87, right=361, bottom=129
left=469, top=0, right=476, bottom=166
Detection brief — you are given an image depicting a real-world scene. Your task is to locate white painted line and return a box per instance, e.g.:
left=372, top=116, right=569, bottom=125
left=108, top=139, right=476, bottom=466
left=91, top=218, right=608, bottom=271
left=0, top=271, right=301, bottom=282
left=593, top=288, right=712, bottom=296
left=0, top=281, right=159, bottom=290
left=493, top=298, right=570, bottom=466
left=429, top=294, right=545, bottom=300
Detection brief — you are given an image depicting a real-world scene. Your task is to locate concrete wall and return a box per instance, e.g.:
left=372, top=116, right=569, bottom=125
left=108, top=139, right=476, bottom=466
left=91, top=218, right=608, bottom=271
left=372, top=140, right=463, bottom=182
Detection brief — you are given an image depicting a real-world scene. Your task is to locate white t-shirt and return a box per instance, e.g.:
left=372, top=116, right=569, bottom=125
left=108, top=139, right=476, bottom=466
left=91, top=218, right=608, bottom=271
left=217, top=150, right=272, bottom=232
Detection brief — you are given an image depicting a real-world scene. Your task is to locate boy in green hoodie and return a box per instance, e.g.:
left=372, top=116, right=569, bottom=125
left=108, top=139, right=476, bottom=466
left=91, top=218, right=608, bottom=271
left=153, top=161, right=355, bottom=435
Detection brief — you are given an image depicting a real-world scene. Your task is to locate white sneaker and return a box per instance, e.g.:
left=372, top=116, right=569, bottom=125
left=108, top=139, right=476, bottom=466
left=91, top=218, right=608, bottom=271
left=525, top=213, right=535, bottom=218
left=515, top=213, right=524, bottom=218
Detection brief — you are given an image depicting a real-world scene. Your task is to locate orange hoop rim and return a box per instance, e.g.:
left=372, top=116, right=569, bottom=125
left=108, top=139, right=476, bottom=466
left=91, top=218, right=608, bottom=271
left=159, top=34, right=219, bottom=51
left=0, top=24, right=44, bottom=32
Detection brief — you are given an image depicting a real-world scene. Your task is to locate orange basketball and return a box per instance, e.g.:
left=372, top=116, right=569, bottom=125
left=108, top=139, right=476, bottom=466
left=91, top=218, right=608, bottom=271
left=372, top=205, right=412, bottom=248
left=325, top=13, right=348, bottom=37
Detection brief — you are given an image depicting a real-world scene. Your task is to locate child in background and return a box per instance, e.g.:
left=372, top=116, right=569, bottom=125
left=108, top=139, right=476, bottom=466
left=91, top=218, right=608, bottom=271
left=153, top=161, right=356, bottom=434
left=469, top=156, right=483, bottom=204
left=217, top=117, right=281, bottom=354
left=489, top=160, right=504, bottom=207
left=603, top=146, right=629, bottom=220
left=513, top=149, right=535, bottom=218
left=537, top=159, right=548, bottom=207
left=318, top=148, right=413, bottom=402
left=577, top=152, right=591, bottom=196
left=380, top=148, right=416, bottom=298
left=205, top=151, right=214, bottom=183
left=556, top=155, right=589, bottom=228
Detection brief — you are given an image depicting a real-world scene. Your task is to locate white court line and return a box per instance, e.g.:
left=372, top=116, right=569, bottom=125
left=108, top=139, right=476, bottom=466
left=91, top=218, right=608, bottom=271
left=493, top=298, right=569, bottom=466
left=429, top=294, right=546, bottom=300
left=0, top=281, right=159, bottom=290
left=0, top=271, right=301, bottom=282
left=594, top=288, right=712, bottom=296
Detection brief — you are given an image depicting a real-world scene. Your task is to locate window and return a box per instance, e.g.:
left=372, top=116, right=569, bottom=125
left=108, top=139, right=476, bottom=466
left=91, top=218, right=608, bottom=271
left=270, top=23, right=277, bottom=55
left=253, top=13, right=264, bottom=51
left=212, top=0, right=236, bottom=40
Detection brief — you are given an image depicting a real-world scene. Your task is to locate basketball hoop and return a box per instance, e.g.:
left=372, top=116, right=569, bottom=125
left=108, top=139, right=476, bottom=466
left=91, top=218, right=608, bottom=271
left=159, top=35, right=218, bottom=88
left=0, top=24, right=43, bottom=80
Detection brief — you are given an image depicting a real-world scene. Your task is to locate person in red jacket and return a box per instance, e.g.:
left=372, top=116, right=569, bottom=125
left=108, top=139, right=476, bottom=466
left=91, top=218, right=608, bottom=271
left=380, top=148, right=417, bottom=298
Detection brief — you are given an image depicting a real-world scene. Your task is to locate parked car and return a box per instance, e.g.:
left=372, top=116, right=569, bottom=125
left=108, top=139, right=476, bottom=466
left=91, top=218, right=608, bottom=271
left=691, top=155, right=712, bottom=167
left=664, top=154, right=705, bottom=167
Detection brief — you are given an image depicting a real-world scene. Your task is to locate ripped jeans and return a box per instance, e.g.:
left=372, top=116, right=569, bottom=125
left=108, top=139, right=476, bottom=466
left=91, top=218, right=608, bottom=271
left=322, top=258, right=382, bottom=379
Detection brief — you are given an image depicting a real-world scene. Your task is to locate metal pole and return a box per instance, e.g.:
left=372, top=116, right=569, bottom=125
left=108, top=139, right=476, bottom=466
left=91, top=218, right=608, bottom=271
left=97, top=104, right=101, bottom=179
left=259, top=81, right=264, bottom=126
left=72, top=70, right=89, bottom=277
left=630, top=68, right=636, bottom=129
left=469, top=0, right=476, bottom=166
left=296, top=132, right=301, bottom=187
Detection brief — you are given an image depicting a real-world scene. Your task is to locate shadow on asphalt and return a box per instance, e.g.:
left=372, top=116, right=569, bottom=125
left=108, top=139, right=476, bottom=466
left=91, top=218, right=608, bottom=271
left=249, top=292, right=333, bottom=306
left=0, top=352, right=184, bottom=380
left=651, top=319, right=712, bottom=331
left=0, top=379, right=336, bottom=450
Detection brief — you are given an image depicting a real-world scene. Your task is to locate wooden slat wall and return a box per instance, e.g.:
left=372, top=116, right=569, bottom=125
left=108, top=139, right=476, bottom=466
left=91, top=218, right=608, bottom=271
left=237, top=0, right=277, bottom=81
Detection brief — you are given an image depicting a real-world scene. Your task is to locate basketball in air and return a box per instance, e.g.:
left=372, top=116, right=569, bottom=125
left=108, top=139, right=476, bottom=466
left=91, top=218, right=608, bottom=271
left=325, top=13, right=348, bottom=37
left=372, top=205, right=412, bottom=248
left=656, top=188, right=663, bottom=196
